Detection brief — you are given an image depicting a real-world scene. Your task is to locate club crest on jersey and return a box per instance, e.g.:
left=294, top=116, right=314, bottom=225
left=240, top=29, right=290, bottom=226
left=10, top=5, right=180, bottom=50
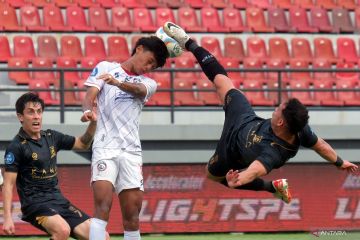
left=97, top=161, right=107, bottom=171
left=90, top=67, right=98, bottom=77
left=5, top=152, right=15, bottom=164
left=114, top=72, right=120, bottom=78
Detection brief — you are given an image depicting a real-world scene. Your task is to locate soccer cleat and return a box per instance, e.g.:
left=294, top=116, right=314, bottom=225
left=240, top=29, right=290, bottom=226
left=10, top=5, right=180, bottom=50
left=163, top=22, right=190, bottom=49
left=272, top=179, right=292, bottom=204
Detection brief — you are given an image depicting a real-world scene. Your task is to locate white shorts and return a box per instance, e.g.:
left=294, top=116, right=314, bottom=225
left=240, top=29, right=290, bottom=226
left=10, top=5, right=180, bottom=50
left=91, top=148, right=144, bottom=194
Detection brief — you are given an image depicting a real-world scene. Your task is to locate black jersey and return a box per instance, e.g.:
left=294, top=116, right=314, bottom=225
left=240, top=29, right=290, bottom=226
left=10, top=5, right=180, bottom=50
left=4, top=128, right=75, bottom=210
left=216, top=89, right=318, bottom=173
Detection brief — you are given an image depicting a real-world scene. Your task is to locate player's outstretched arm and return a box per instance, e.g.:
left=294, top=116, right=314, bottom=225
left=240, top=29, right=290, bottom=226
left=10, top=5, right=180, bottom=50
left=81, top=86, right=98, bottom=123
left=311, top=137, right=358, bottom=172
left=2, top=172, right=17, bottom=235
left=226, top=160, right=267, bottom=188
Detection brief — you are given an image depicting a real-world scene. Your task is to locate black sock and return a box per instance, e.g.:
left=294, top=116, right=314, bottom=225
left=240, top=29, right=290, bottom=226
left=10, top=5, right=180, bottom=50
left=236, top=179, right=276, bottom=193
left=185, top=39, right=227, bottom=82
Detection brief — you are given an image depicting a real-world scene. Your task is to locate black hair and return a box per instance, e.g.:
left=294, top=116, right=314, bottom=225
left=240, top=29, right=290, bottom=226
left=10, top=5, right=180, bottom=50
left=16, top=92, right=45, bottom=115
left=282, top=98, right=309, bottom=134
left=132, top=36, right=169, bottom=67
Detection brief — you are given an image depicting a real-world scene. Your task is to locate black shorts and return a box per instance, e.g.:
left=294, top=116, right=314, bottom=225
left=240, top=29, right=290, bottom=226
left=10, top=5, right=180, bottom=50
left=22, top=199, right=90, bottom=239
left=207, top=89, right=255, bottom=177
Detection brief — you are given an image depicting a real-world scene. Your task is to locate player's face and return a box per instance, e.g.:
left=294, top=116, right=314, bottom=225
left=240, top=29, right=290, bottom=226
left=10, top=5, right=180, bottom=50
left=271, top=102, right=286, bottom=127
left=133, top=47, right=158, bottom=75
left=17, top=102, right=43, bottom=139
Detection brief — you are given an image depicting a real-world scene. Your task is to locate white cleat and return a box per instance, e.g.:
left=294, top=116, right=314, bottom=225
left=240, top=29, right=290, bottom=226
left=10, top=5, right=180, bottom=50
left=163, top=22, right=190, bottom=49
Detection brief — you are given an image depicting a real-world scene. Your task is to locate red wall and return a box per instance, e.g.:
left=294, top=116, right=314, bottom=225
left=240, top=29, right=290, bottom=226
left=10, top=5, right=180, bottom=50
left=1, top=164, right=360, bottom=235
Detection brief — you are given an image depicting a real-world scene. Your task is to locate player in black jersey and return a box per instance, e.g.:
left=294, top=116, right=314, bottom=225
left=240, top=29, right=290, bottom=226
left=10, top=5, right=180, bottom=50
left=2, top=92, right=108, bottom=239
left=163, top=22, right=358, bottom=203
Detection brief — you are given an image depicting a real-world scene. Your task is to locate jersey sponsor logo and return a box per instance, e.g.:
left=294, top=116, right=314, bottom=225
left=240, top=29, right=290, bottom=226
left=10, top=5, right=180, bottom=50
left=114, top=72, right=120, bottom=78
left=90, top=67, right=98, bottom=77
left=5, top=152, right=15, bottom=164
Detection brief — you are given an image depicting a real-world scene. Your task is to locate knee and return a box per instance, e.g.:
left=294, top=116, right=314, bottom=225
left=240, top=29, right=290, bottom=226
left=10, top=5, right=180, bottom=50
left=95, top=201, right=112, bottom=220
left=122, top=215, right=140, bottom=231
left=51, top=225, right=71, bottom=240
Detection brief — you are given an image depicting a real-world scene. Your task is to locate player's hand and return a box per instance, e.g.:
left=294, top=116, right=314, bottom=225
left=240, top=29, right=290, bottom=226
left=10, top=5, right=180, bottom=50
left=97, top=74, right=119, bottom=86
left=81, top=110, right=93, bottom=122
left=225, top=169, right=240, bottom=188
left=2, top=218, right=15, bottom=235
left=339, top=160, right=358, bottom=173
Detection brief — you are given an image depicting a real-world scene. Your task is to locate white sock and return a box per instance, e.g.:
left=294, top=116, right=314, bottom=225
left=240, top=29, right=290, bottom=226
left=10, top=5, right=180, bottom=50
left=124, top=230, right=141, bottom=240
left=89, top=218, right=107, bottom=240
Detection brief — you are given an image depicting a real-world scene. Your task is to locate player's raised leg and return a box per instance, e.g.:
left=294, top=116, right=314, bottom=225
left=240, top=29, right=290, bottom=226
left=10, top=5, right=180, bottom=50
left=163, top=22, right=236, bottom=104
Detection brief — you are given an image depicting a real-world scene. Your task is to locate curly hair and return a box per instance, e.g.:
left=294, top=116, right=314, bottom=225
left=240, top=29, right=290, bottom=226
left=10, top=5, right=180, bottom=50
left=16, top=92, right=45, bottom=115
left=282, top=98, right=309, bottom=134
left=132, top=36, right=169, bottom=68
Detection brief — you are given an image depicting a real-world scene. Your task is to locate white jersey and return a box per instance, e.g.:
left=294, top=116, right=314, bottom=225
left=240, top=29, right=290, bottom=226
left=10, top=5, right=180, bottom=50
left=84, top=61, right=157, bottom=151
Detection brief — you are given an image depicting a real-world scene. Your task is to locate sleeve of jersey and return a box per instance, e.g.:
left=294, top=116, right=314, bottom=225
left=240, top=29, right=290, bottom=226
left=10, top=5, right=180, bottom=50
left=51, top=130, right=76, bottom=151
left=84, top=61, right=110, bottom=91
left=4, top=143, right=22, bottom=173
left=141, top=77, right=157, bottom=101
left=256, top=151, right=284, bottom=173
left=299, top=124, right=318, bottom=148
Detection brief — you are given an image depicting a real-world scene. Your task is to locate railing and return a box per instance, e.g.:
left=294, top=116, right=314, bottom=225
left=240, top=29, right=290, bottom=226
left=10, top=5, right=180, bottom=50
left=0, top=67, right=360, bottom=123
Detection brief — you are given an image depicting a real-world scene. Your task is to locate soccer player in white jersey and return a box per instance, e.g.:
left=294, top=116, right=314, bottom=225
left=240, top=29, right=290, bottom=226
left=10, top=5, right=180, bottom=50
left=81, top=36, right=169, bottom=240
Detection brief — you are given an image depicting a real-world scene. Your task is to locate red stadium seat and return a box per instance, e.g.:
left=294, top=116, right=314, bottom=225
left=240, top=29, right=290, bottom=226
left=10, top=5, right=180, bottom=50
left=55, top=0, right=77, bottom=7
left=174, top=56, right=198, bottom=80
left=43, top=5, right=71, bottom=31
left=291, top=38, right=313, bottom=63
left=155, top=7, right=176, bottom=27
left=107, top=36, right=130, bottom=63
left=54, top=79, right=80, bottom=105
left=133, top=8, right=157, bottom=32
left=56, top=57, right=81, bottom=85
left=337, top=37, right=358, bottom=63
left=184, top=0, right=209, bottom=8
left=355, top=8, right=360, bottom=32
left=246, top=7, right=274, bottom=32
left=288, top=59, right=312, bottom=83
left=223, top=37, right=245, bottom=62
left=248, top=0, right=270, bottom=9
left=332, top=8, right=354, bottom=33
left=111, top=6, right=138, bottom=32
left=313, top=37, right=337, bottom=63
left=80, top=57, right=100, bottom=80
left=31, top=0, right=55, bottom=7
left=268, top=7, right=290, bottom=32
left=37, top=35, right=59, bottom=62
left=312, top=59, right=335, bottom=83
left=149, top=78, right=171, bottom=106
left=0, top=36, right=11, bottom=62
left=220, top=58, right=242, bottom=87
left=289, top=7, right=318, bottom=32
left=316, top=0, right=338, bottom=9
left=310, top=7, right=333, bottom=33
left=200, top=7, right=226, bottom=32
left=13, top=36, right=36, bottom=61
left=163, top=0, right=186, bottom=8
left=66, top=6, right=94, bottom=32
left=197, top=78, right=221, bottom=105
left=223, top=7, right=247, bottom=32
left=122, top=0, right=145, bottom=8
left=177, top=7, right=206, bottom=32
left=149, top=60, right=171, bottom=83
left=84, top=35, right=106, bottom=60
left=76, top=79, right=87, bottom=101
left=273, top=0, right=293, bottom=8
left=98, top=0, right=118, bottom=8
left=201, top=37, right=223, bottom=59
left=288, top=80, right=319, bottom=105
left=293, top=0, right=314, bottom=9
left=335, top=62, right=359, bottom=85
left=145, top=0, right=166, bottom=8
left=174, top=78, right=204, bottom=106
left=20, top=5, right=48, bottom=31
left=60, top=35, right=83, bottom=62
left=88, top=6, right=117, bottom=32
left=32, top=57, right=57, bottom=85
left=228, top=0, right=248, bottom=9
left=6, top=0, right=26, bottom=7
left=207, top=0, right=227, bottom=8
left=29, top=79, right=59, bottom=105
left=267, top=76, right=288, bottom=104
left=313, top=80, right=343, bottom=106
left=337, top=0, right=357, bottom=9
left=8, top=58, right=31, bottom=85
left=246, top=36, right=268, bottom=62
left=268, top=37, right=290, bottom=63
left=336, top=80, right=360, bottom=105
left=0, top=4, right=25, bottom=31
left=242, top=79, right=275, bottom=106
left=77, top=0, right=100, bottom=8
left=266, top=58, right=287, bottom=82
left=243, top=58, right=266, bottom=81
